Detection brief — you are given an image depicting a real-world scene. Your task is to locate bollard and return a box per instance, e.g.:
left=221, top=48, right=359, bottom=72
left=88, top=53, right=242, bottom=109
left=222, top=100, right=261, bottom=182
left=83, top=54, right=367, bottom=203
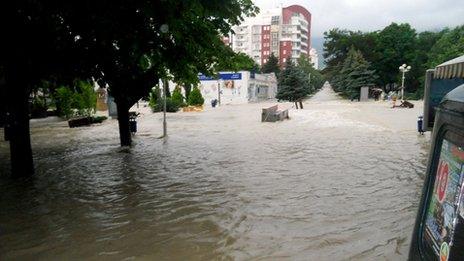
left=417, top=116, right=424, bottom=135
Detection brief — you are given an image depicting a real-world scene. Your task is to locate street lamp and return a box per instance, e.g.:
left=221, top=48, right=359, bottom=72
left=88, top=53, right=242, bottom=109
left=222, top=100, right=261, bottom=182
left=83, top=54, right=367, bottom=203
left=160, top=24, right=169, bottom=138
left=399, top=64, right=411, bottom=101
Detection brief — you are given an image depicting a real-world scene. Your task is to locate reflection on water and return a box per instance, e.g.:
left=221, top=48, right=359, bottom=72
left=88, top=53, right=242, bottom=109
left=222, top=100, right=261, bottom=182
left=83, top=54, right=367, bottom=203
left=0, top=87, right=428, bottom=260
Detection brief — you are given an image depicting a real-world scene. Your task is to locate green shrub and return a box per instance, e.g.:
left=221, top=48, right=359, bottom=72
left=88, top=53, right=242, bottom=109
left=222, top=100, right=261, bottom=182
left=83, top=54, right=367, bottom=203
left=30, top=96, right=48, bottom=118
left=171, top=87, right=185, bottom=108
left=187, top=87, right=204, bottom=106
left=149, top=86, right=161, bottom=111
left=151, top=98, right=180, bottom=112
left=75, top=80, right=97, bottom=117
left=91, top=116, right=108, bottom=123
left=54, top=86, right=74, bottom=118
left=53, top=80, right=97, bottom=119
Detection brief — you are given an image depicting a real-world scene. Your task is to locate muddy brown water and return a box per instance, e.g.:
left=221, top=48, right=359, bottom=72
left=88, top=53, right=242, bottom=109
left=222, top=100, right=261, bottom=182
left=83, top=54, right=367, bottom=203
left=0, top=86, right=429, bottom=260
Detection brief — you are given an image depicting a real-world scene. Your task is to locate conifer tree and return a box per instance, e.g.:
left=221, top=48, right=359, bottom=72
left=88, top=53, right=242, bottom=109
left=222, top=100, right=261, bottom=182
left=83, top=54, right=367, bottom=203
left=337, top=47, right=377, bottom=98
left=276, top=59, right=310, bottom=109
left=261, top=53, right=280, bottom=77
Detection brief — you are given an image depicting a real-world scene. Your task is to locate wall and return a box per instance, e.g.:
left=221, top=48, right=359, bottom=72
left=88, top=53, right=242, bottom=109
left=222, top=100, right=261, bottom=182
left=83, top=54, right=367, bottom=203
left=199, top=72, right=250, bottom=105
left=198, top=71, right=277, bottom=105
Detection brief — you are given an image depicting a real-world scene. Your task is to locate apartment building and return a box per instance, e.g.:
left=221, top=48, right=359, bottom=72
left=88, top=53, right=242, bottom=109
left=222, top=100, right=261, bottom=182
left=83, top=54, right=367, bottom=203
left=228, top=5, right=317, bottom=68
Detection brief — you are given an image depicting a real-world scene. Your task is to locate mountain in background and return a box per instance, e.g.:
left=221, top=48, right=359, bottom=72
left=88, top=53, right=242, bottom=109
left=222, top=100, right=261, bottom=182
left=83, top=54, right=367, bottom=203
left=312, top=37, right=325, bottom=69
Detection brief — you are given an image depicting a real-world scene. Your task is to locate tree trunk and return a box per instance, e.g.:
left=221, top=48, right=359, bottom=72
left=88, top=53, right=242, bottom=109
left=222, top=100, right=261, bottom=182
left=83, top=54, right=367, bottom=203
left=294, top=101, right=299, bottom=109
left=299, top=100, right=304, bottom=109
left=6, top=85, right=34, bottom=177
left=116, top=101, right=131, bottom=146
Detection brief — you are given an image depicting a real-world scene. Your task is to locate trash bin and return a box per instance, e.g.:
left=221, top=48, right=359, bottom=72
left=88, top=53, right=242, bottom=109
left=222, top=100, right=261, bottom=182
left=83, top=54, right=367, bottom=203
left=129, top=118, right=137, bottom=133
left=129, top=112, right=138, bottom=134
left=211, top=99, right=218, bottom=108
left=417, top=116, right=424, bottom=135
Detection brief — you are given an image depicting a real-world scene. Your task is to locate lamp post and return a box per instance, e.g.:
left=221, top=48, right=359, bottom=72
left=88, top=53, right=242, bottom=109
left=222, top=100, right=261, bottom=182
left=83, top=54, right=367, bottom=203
left=399, top=64, right=411, bottom=101
left=160, top=24, right=169, bottom=138
left=163, top=79, right=167, bottom=137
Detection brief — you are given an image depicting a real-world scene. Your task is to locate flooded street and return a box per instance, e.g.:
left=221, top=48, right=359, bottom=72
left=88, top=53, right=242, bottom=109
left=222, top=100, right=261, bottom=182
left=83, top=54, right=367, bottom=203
left=0, top=86, right=429, bottom=260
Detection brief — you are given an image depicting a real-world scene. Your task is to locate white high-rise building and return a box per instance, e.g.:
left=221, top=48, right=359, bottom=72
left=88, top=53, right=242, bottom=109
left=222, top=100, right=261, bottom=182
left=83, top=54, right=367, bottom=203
left=227, top=5, right=312, bottom=68
left=309, top=48, right=319, bottom=69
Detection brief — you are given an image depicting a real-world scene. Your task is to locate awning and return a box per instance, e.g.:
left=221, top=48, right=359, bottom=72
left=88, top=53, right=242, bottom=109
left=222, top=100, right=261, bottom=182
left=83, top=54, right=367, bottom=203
left=434, top=55, right=464, bottom=79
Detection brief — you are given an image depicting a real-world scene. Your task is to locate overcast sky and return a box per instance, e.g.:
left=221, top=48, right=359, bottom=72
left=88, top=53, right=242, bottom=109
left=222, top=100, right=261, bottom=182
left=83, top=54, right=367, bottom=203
left=253, top=0, right=464, bottom=38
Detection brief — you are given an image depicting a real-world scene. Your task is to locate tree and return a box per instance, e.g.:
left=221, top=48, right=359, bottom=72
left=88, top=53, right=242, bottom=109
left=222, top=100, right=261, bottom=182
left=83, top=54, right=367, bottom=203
left=323, top=29, right=378, bottom=80
left=1, top=0, right=259, bottom=176
left=171, top=86, right=185, bottom=108
left=187, top=87, right=205, bottom=106
left=427, top=26, right=464, bottom=68
left=373, top=23, right=417, bottom=90
left=1, top=1, right=94, bottom=176
left=216, top=52, right=260, bottom=72
left=296, top=55, right=325, bottom=91
left=261, top=53, right=280, bottom=77
left=276, top=59, right=310, bottom=109
left=335, top=47, right=377, bottom=98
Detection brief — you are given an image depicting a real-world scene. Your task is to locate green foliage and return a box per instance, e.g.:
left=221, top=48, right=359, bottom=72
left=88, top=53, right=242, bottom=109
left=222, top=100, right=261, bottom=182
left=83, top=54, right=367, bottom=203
left=149, top=98, right=181, bottom=113
left=171, top=86, right=186, bottom=107
left=276, top=59, right=311, bottom=102
left=91, top=116, right=108, bottom=123
left=373, top=23, right=417, bottom=88
left=53, top=81, right=96, bottom=119
left=148, top=86, right=161, bottom=110
left=54, top=86, right=74, bottom=119
left=261, top=53, right=280, bottom=77
left=148, top=85, right=182, bottom=112
left=331, top=47, right=377, bottom=97
left=30, top=95, right=48, bottom=118
left=73, top=80, right=97, bottom=117
left=323, top=23, right=464, bottom=98
left=187, top=87, right=205, bottom=106
left=216, top=52, right=260, bottom=72
left=427, top=26, right=464, bottom=68
left=323, top=29, right=378, bottom=80
left=296, top=55, right=325, bottom=91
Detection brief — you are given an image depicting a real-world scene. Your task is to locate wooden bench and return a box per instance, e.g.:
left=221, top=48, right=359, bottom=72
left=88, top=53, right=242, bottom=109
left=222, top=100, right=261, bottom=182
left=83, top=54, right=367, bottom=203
left=261, top=105, right=289, bottom=122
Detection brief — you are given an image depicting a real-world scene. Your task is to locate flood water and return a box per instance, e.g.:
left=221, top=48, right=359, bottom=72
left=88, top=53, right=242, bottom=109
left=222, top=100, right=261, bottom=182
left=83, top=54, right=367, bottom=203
left=0, top=86, right=429, bottom=260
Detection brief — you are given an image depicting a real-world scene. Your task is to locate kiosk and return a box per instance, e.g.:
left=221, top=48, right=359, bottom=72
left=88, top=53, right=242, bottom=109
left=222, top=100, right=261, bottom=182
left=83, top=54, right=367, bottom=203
left=409, top=84, right=464, bottom=260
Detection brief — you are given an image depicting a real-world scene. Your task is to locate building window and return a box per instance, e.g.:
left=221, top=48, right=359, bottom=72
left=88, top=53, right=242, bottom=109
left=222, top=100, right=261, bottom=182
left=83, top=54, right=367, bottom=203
left=283, top=50, right=286, bottom=55
left=283, top=58, right=286, bottom=63
left=271, top=16, right=279, bottom=25
left=283, top=42, right=287, bottom=47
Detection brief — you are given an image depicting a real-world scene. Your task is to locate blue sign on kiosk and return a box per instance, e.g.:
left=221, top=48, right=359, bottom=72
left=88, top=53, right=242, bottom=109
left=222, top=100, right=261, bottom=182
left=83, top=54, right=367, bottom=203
left=198, top=72, right=242, bottom=81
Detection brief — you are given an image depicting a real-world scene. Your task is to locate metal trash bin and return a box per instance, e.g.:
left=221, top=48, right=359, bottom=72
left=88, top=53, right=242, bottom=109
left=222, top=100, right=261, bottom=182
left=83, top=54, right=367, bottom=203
left=129, top=111, right=139, bottom=134
left=417, top=116, right=424, bottom=135
left=129, top=118, right=137, bottom=133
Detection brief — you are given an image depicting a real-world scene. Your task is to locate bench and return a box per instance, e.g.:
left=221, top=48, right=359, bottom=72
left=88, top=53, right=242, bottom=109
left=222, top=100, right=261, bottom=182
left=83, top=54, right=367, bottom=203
left=261, top=105, right=289, bottom=122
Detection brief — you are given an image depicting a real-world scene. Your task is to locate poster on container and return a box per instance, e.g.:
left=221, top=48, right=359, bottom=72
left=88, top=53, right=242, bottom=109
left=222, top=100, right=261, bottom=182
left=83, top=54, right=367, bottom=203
left=424, top=139, right=464, bottom=261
